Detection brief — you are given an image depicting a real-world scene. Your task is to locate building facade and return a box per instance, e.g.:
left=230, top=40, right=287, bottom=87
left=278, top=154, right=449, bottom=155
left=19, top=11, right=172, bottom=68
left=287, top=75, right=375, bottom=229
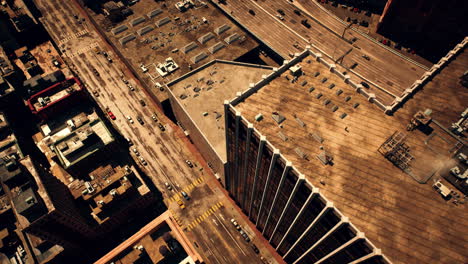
left=224, top=107, right=387, bottom=264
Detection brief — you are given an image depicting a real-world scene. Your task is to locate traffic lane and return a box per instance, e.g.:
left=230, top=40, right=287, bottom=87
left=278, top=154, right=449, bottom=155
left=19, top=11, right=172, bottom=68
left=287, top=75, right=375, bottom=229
left=217, top=0, right=303, bottom=57
left=191, top=210, right=263, bottom=264
left=255, top=0, right=351, bottom=57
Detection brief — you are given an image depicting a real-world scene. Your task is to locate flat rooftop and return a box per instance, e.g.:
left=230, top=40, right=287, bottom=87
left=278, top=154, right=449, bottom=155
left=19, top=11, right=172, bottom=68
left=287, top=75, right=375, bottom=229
left=13, top=41, right=67, bottom=80
left=95, top=0, right=258, bottom=102
left=95, top=211, right=202, bottom=264
left=168, top=60, right=272, bottom=161
left=28, top=77, right=83, bottom=114
left=213, top=0, right=428, bottom=106
left=231, top=48, right=468, bottom=263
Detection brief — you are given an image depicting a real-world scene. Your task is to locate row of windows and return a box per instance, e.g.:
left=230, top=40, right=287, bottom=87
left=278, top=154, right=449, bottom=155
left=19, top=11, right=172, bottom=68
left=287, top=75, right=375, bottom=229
left=225, top=112, right=383, bottom=264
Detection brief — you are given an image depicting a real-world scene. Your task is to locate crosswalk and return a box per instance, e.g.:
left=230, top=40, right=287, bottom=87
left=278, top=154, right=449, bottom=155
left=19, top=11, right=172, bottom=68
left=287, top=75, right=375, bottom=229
left=186, top=201, right=224, bottom=231
left=167, top=176, right=205, bottom=203
left=66, top=42, right=99, bottom=58
left=58, top=29, right=89, bottom=45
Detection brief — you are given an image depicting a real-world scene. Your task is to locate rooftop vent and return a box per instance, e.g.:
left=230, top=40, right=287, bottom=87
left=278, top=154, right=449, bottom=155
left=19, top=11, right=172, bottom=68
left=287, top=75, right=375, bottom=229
left=214, top=24, right=231, bottom=35
left=191, top=52, right=208, bottom=64
left=130, top=16, right=146, bottom=27
left=336, top=89, right=343, bottom=96
left=344, top=96, right=351, bottom=102
left=182, top=42, right=198, bottom=54
left=137, top=25, right=154, bottom=36
left=119, top=34, right=136, bottom=45
left=328, top=84, right=335, bottom=89
left=301, top=80, right=308, bottom=86
left=272, top=112, right=286, bottom=124
left=156, top=17, right=171, bottom=27
left=255, top=114, right=263, bottom=121
left=309, top=86, right=315, bottom=92
left=321, top=77, right=328, bottom=83
left=208, top=42, right=225, bottom=54
left=278, top=132, right=288, bottom=141
left=111, top=25, right=128, bottom=35
left=317, top=150, right=333, bottom=165
left=295, top=147, right=308, bottom=159
left=314, top=72, right=320, bottom=77
left=198, top=32, right=215, bottom=44
left=224, top=33, right=240, bottom=44
left=148, top=9, right=163, bottom=19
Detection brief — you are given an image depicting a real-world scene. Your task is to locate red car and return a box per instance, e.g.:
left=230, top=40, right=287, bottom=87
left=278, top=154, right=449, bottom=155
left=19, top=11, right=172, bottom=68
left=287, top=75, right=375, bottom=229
left=107, top=111, right=116, bottom=120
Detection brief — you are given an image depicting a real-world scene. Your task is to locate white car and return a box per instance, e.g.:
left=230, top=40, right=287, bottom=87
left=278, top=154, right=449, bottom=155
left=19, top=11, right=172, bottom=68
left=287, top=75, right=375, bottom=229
left=127, top=116, right=134, bottom=124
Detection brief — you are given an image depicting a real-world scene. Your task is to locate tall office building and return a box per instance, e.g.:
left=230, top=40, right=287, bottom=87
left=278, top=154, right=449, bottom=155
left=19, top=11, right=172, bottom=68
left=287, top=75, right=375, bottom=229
left=224, top=39, right=468, bottom=263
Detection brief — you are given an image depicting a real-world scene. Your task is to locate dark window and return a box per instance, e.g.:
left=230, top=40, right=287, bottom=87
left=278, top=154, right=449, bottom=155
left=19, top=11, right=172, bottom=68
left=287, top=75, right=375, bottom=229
left=242, top=133, right=260, bottom=213
left=249, top=147, right=273, bottom=223
left=297, top=224, right=356, bottom=263
left=321, top=239, right=373, bottom=264
left=263, top=169, right=298, bottom=240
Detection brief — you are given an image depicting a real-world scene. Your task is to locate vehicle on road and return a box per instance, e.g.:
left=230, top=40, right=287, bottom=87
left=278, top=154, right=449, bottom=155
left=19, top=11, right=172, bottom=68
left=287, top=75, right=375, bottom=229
left=92, top=90, right=99, bottom=97
left=165, top=182, right=173, bottom=190
left=126, top=137, right=133, bottom=146
left=132, top=148, right=139, bottom=156
left=230, top=219, right=241, bottom=230
left=277, top=9, right=285, bottom=16
left=139, top=157, right=147, bottom=166
left=276, top=14, right=284, bottom=20
left=158, top=123, right=166, bottom=131
left=92, top=68, right=99, bottom=76
left=177, top=199, right=185, bottom=209
left=151, top=114, right=158, bottom=122
left=128, top=84, right=135, bottom=91
left=185, top=160, right=193, bottom=168
left=137, top=116, right=144, bottom=125
left=139, top=99, right=146, bottom=106
left=248, top=9, right=255, bottom=15
left=127, top=116, right=134, bottom=124
left=241, top=231, right=250, bottom=242
left=107, top=110, right=116, bottom=120
left=181, top=191, right=190, bottom=200
left=251, top=244, right=259, bottom=254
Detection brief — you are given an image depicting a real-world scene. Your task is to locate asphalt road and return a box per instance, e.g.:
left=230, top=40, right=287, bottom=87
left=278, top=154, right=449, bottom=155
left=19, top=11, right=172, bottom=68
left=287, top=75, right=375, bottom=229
left=32, top=0, right=276, bottom=263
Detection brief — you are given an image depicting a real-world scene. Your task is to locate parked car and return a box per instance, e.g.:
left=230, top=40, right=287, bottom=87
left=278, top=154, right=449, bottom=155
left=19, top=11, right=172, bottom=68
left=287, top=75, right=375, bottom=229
left=126, top=137, right=133, bottom=146
left=165, top=182, right=173, bottom=190
left=185, top=160, right=194, bottom=168
left=181, top=191, right=190, bottom=200
left=127, top=116, right=134, bottom=124
left=151, top=114, right=158, bottom=122
left=248, top=9, right=255, bottom=15
left=277, top=9, right=285, bottom=16
left=139, top=99, right=146, bottom=106
left=158, top=123, right=166, bottom=131
left=139, top=156, right=147, bottom=166
left=128, top=84, right=135, bottom=91
left=107, top=110, right=116, bottom=120
left=251, top=244, right=259, bottom=254
left=132, top=148, right=140, bottom=156
left=137, top=116, right=144, bottom=125
left=241, top=232, right=250, bottom=242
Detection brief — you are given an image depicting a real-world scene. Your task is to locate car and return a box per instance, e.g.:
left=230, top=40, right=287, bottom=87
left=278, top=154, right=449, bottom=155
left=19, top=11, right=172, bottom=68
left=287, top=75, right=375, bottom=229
left=251, top=244, right=259, bottom=254
left=107, top=57, right=113, bottom=63
left=165, top=182, right=173, bottom=190
left=294, top=9, right=301, bottom=16
left=128, top=84, right=135, bottom=91
left=241, top=232, right=250, bottom=242
left=139, top=157, right=147, bottom=166
left=122, top=78, right=129, bottom=84
left=248, top=9, right=255, bottom=15
left=92, top=68, right=99, bottom=77
left=132, top=148, right=139, bottom=156
left=360, top=81, right=370, bottom=89
left=231, top=219, right=240, bottom=230
left=127, top=116, right=134, bottom=124
left=158, top=123, right=166, bottom=131
left=139, top=99, right=146, bottom=106
left=177, top=199, right=185, bottom=209
left=277, top=9, right=285, bottom=16
left=181, top=191, right=190, bottom=200
left=102, top=51, right=108, bottom=57
left=137, top=116, right=144, bottom=125
left=107, top=111, right=116, bottom=120
left=92, top=90, right=99, bottom=97
left=276, top=14, right=284, bottom=20
left=126, top=137, right=133, bottom=146
left=185, top=160, right=193, bottom=168
left=151, top=114, right=158, bottom=122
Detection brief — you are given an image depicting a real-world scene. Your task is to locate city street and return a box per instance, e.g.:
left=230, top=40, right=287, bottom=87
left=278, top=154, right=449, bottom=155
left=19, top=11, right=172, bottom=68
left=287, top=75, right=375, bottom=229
left=31, top=0, right=277, bottom=263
